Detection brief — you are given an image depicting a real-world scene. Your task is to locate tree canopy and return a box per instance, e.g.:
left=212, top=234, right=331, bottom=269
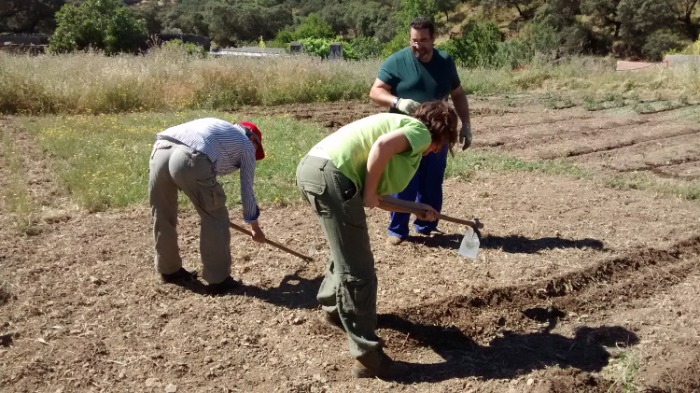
left=0, top=0, right=698, bottom=61
left=48, top=0, right=146, bottom=54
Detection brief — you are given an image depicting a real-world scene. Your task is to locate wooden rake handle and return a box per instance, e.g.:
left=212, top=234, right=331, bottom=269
left=378, top=196, right=484, bottom=230
left=229, top=221, right=313, bottom=262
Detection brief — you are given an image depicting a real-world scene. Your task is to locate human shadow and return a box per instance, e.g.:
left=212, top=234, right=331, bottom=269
left=235, top=271, right=322, bottom=309
left=405, top=231, right=604, bottom=255
left=173, top=269, right=322, bottom=309
left=377, top=306, right=638, bottom=383
left=405, top=232, right=463, bottom=249
left=479, top=234, right=604, bottom=254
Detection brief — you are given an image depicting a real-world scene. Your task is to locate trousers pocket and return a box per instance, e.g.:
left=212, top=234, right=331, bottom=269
left=197, top=178, right=226, bottom=212
left=338, top=275, right=376, bottom=317
left=150, top=140, right=173, bottom=159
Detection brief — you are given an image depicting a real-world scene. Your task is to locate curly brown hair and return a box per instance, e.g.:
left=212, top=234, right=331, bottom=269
left=413, top=100, right=459, bottom=152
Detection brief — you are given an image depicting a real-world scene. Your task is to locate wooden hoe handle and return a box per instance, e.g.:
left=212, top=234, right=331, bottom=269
left=229, top=221, right=313, bottom=262
left=378, top=196, right=484, bottom=230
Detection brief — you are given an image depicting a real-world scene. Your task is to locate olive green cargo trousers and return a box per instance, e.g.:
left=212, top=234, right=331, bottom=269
left=296, top=154, right=382, bottom=358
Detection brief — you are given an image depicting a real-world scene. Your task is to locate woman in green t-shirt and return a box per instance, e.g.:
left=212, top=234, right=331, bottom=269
left=296, top=100, right=458, bottom=379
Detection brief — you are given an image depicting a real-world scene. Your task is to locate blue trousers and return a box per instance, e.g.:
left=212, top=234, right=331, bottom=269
left=387, top=145, right=448, bottom=239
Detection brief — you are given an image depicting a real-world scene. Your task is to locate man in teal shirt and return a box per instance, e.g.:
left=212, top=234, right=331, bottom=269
left=369, top=16, right=473, bottom=245
left=296, top=101, right=459, bottom=379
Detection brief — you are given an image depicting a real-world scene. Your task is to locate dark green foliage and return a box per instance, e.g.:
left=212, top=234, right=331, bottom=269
left=346, top=37, right=384, bottom=59
left=48, top=0, right=146, bottom=54
left=163, top=39, right=208, bottom=58
left=5, top=0, right=700, bottom=61
left=436, top=0, right=460, bottom=21
left=616, top=0, right=677, bottom=58
left=132, top=1, right=163, bottom=35
left=343, top=1, right=395, bottom=39
left=642, top=29, right=688, bottom=60
left=292, top=14, right=335, bottom=40
left=161, top=0, right=209, bottom=37
left=205, top=0, right=292, bottom=47
left=439, top=20, right=502, bottom=68
left=297, top=37, right=359, bottom=59
left=0, top=0, right=64, bottom=34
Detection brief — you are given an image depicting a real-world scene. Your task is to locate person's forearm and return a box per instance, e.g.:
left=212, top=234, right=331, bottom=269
left=364, top=144, right=389, bottom=198
left=452, top=90, right=471, bottom=125
left=369, top=86, right=396, bottom=109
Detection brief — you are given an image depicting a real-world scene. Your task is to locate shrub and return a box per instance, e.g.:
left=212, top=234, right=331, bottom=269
left=494, top=39, right=533, bottom=69
left=347, top=37, right=383, bottom=60
left=48, top=0, right=146, bottom=54
left=163, top=39, right=207, bottom=58
left=643, top=30, right=688, bottom=61
left=438, top=20, right=502, bottom=68
left=523, top=21, right=560, bottom=61
left=674, top=38, right=700, bottom=55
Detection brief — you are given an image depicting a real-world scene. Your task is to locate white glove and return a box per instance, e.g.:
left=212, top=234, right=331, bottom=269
left=459, top=123, right=472, bottom=150
left=396, top=98, right=420, bottom=115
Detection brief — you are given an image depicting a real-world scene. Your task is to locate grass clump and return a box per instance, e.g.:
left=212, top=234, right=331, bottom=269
left=446, top=151, right=591, bottom=179
left=3, top=51, right=700, bottom=115
left=0, top=126, right=41, bottom=234
left=18, top=111, right=326, bottom=212
left=604, top=174, right=700, bottom=201
left=606, top=350, right=640, bottom=393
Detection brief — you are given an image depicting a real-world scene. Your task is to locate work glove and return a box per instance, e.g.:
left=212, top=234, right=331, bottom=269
left=396, top=98, right=420, bottom=115
left=459, top=122, right=472, bottom=150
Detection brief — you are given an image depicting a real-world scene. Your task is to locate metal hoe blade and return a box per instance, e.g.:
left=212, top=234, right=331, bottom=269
left=458, top=227, right=480, bottom=260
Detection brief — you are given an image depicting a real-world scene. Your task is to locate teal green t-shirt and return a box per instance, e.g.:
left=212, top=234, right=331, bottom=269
left=313, top=113, right=431, bottom=195
left=378, top=47, right=460, bottom=111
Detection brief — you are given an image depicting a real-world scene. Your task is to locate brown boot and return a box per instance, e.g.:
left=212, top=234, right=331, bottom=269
left=351, top=350, right=409, bottom=379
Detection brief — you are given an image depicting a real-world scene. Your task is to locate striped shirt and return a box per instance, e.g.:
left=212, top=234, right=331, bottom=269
left=157, top=117, right=260, bottom=223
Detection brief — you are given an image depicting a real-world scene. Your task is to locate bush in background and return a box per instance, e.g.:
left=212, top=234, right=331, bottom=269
left=438, top=20, right=502, bottom=68
left=162, top=39, right=207, bottom=58
left=48, top=0, right=146, bottom=54
left=643, top=30, right=688, bottom=61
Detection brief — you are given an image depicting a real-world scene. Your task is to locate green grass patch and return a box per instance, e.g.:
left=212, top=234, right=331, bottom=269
left=0, top=128, right=41, bottom=234
left=14, top=112, right=700, bottom=214
left=446, top=151, right=591, bottom=179
left=604, top=174, right=700, bottom=201
left=18, top=111, right=327, bottom=212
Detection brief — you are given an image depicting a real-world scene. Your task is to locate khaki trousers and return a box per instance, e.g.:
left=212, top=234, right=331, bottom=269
left=148, top=140, right=231, bottom=284
left=296, top=154, right=382, bottom=358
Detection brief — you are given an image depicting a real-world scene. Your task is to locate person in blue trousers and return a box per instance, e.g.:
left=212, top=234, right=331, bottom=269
left=369, top=16, right=473, bottom=245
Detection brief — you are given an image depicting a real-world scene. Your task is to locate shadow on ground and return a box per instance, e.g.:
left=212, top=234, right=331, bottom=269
left=172, top=269, right=322, bottom=309
left=378, top=308, right=637, bottom=383
left=480, top=234, right=605, bottom=254
left=405, top=232, right=604, bottom=255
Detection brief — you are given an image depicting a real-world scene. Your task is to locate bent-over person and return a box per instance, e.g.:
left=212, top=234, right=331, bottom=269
left=148, top=117, right=266, bottom=295
left=296, top=101, right=459, bottom=379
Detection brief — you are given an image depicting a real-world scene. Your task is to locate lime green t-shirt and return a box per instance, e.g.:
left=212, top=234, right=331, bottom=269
left=313, top=113, right=431, bottom=195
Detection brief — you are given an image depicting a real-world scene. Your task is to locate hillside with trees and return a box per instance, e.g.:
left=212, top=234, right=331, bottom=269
left=1, top=0, right=699, bottom=62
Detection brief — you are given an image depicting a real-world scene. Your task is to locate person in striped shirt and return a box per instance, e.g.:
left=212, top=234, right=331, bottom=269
left=148, top=117, right=266, bottom=295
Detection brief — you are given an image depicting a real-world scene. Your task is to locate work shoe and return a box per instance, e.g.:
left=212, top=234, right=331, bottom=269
left=320, top=311, right=345, bottom=332
left=161, top=267, right=198, bottom=284
left=351, top=350, right=409, bottom=380
left=207, top=276, right=241, bottom=295
left=386, top=235, right=404, bottom=246
left=414, top=228, right=433, bottom=236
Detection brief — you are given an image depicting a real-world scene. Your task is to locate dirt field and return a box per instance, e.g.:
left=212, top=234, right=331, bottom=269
left=1, top=97, right=699, bottom=392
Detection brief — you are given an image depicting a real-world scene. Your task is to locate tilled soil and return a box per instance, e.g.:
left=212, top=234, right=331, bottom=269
left=1, top=98, right=699, bottom=392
